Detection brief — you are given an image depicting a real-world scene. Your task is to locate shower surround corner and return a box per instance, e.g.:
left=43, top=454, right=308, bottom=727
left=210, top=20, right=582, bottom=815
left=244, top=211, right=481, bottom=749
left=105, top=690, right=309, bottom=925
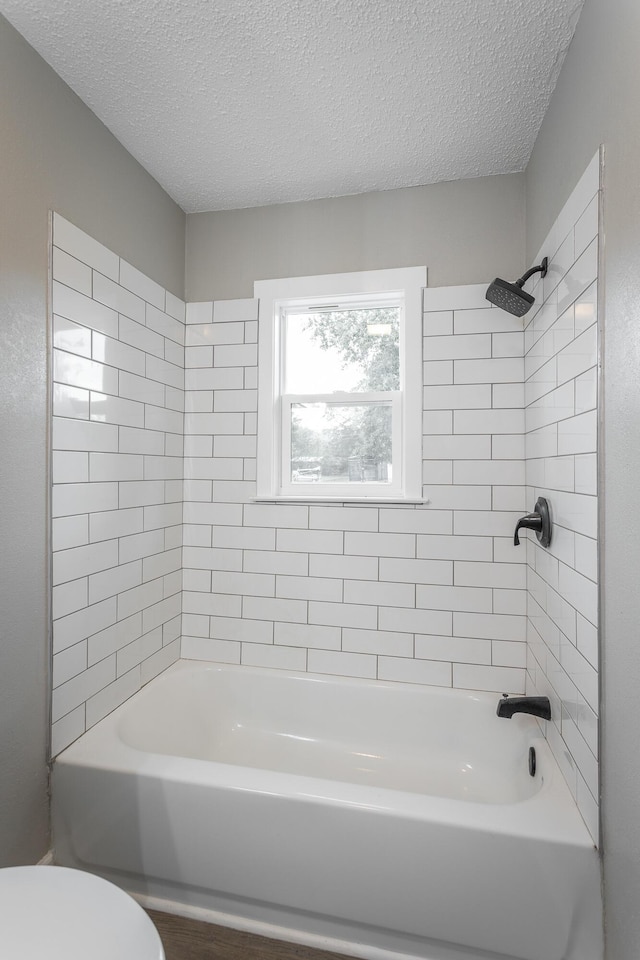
left=50, top=213, right=185, bottom=756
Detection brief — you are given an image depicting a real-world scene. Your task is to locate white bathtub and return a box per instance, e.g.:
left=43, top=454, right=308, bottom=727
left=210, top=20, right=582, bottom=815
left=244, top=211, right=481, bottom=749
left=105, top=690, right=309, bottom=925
left=52, top=661, right=602, bottom=960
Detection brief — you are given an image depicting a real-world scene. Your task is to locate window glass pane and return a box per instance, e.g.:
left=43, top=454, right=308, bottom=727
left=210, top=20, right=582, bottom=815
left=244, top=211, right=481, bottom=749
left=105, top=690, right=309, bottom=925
left=284, top=307, right=400, bottom=394
left=290, top=402, right=393, bottom=485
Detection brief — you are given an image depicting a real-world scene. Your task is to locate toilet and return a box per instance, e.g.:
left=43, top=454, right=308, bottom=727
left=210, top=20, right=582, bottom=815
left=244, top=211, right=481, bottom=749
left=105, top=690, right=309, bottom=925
left=0, top=865, right=164, bottom=959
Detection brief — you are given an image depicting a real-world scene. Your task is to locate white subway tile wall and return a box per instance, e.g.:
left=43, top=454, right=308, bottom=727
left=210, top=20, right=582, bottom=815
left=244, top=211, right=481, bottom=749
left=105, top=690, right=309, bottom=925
left=181, top=287, right=528, bottom=699
left=523, top=152, right=600, bottom=843
left=50, top=214, right=184, bottom=757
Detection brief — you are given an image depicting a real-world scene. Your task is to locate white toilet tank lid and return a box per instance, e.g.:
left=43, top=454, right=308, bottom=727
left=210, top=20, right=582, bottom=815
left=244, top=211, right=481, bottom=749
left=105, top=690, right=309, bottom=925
left=0, top=865, right=164, bottom=960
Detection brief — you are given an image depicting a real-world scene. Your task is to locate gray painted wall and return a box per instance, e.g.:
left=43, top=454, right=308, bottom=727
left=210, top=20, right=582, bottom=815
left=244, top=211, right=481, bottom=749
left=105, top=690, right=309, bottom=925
left=526, top=0, right=640, bottom=957
left=0, top=14, right=185, bottom=865
left=186, top=173, right=525, bottom=301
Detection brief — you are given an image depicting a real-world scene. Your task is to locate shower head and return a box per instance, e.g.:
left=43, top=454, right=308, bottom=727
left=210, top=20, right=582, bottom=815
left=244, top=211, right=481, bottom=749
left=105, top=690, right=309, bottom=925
left=485, top=278, right=535, bottom=317
left=486, top=257, right=548, bottom=317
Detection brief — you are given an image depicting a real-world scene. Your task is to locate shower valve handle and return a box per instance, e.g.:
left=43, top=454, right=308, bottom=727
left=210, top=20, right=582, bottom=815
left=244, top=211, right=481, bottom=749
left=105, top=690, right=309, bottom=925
left=514, top=513, right=542, bottom=545
left=513, top=497, right=552, bottom=548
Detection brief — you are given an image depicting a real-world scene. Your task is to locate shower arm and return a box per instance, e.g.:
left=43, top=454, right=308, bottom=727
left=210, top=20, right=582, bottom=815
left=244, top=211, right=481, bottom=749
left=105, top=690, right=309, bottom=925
left=515, top=257, right=548, bottom=289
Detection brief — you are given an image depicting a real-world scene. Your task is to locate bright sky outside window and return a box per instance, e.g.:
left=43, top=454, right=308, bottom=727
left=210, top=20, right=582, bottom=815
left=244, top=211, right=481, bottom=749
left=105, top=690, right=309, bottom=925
left=283, top=307, right=400, bottom=393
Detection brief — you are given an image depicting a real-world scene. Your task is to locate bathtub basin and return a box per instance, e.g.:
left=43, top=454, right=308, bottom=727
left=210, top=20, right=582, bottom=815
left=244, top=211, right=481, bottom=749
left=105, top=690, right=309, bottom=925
left=53, top=660, right=602, bottom=960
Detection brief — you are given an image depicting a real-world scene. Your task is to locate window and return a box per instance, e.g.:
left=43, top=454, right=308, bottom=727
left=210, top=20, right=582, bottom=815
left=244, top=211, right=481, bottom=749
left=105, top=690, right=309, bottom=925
left=255, top=267, right=426, bottom=501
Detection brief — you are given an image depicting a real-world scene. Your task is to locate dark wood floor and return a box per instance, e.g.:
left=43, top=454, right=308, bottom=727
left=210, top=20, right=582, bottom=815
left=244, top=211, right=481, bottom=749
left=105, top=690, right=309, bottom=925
left=147, top=910, right=358, bottom=960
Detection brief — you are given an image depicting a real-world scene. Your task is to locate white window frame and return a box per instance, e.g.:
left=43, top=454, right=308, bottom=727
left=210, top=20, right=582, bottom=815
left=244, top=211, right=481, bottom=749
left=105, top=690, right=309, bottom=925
left=255, top=267, right=426, bottom=502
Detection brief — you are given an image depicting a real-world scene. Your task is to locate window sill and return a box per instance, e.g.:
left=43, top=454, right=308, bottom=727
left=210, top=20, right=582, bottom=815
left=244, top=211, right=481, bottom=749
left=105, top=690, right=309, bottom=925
left=251, top=496, right=429, bottom=505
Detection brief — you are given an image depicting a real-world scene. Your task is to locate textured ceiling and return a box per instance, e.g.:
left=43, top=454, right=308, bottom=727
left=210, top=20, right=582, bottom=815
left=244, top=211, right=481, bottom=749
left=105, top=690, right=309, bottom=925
left=1, top=0, right=584, bottom=212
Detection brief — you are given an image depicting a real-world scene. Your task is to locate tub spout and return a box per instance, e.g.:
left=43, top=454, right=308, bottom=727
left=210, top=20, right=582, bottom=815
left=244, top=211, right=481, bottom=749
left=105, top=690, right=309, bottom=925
left=497, top=695, right=552, bottom=721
